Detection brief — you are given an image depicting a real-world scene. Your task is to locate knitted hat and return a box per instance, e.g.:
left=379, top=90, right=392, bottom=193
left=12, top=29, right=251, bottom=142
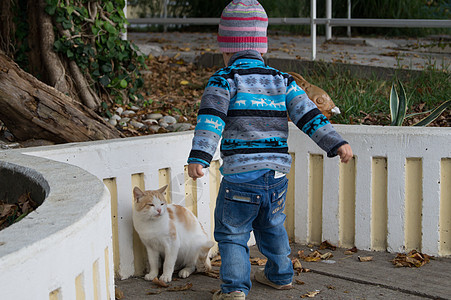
left=218, top=0, right=268, bottom=54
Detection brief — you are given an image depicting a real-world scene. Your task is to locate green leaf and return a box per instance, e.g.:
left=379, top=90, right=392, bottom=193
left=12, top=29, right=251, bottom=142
left=413, top=100, right=451, bottom=126
left=120, top=79, right=128, bottom=89
left=67, top=6, right=74, bottom=15
left=395, top=80, right=408, bottom=126
left=95, top=19, right=104, bottom=29
left=101, top=63, right=113, bottom=73
left=45, top=5, right=57, bottom=15
left=62, top=19, right=72, bottom=30
left=116, top=0, right=126, bottom=9
left=105, top=2, right=115, bottom=13
left=54, top=40, right=64, bottom=52
left=107, top=39, right=115, bottom=50
left=99, top=75, right=111, bottom=87
left=104, top=22, right=118, bottom=35
left=389, top=83, right=399, bottom=126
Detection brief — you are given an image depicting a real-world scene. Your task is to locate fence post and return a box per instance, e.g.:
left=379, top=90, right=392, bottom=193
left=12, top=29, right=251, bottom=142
left=163, top=0, right=169, bottom=32
left=123, top=0, right=127, bottom=40
left=326, top=0, right=332, bottom=40
left=347, top=0, right=352, bottom=37
left=311, top=0, right=317, bottom=60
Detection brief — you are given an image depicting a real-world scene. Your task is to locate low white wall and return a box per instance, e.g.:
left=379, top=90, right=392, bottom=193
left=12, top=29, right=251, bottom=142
left=20, top=124, right=451, bottom=280
left=288, top=124, right=451, bottom=256
left=0, top=151, right=114, bottom=299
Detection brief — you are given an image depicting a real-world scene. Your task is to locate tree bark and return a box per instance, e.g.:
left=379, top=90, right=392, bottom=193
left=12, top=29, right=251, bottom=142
left=37, top=0, right=72, bottom=96
left=0, top=51, right=124, bottom=143
left=0, top=0, right=12, bottom=55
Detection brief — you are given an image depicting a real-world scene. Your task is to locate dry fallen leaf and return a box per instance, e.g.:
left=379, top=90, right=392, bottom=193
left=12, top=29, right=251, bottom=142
left=250, top=257, right=267, bottom=266
left=301, top=290, right=321, bottom=298
left=292, top=258, right=310, bottom=274
left=292, top=258, right=303, bottom=270
left=167, top=283, right=193, bottom=292
left=152, top=277, right=169, bottom=288
left=295, top=279, right=305, bottom=285
left=200, top=269, right=220, bottom=279
left=344, top=247, right=358, bottom=255
left=319, top=240, right=337, bottom=251
left=115, top=287, right=124, bottom=299
left=299, top=250, right=333, bottom=262
left=146, top=290, right=162, bottom=295
left=358, top=256, right=373, bottom=262
left=320, top=252, right=333, bottom=260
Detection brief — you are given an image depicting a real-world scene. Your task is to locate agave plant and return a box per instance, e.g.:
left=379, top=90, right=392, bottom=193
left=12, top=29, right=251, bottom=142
left=390, top=80, right=450, bottom=126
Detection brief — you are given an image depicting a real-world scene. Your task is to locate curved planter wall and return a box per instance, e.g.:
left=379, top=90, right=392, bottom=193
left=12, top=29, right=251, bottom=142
left=0, top=151, right=114, bottom=299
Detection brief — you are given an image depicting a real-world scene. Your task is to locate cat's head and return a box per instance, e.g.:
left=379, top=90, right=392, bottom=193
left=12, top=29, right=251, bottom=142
left=133, top=185, right=168, bottom=218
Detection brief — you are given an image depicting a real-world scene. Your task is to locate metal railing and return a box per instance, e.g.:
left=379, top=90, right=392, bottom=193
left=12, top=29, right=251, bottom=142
left=127, top=0, right=451, bottom=61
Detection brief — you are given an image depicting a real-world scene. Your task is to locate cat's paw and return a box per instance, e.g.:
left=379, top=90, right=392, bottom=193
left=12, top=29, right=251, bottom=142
left=178, top=267, right=194, bottom=278
left=144, top=271, right=158, bottom=281
left=159, top=273, right=172, bottom=283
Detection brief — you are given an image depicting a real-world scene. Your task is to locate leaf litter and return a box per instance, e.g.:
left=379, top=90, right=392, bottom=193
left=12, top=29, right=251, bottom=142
left=0, top=192, right=38, bottom=231
left=391, top=250, right=433, bottom=268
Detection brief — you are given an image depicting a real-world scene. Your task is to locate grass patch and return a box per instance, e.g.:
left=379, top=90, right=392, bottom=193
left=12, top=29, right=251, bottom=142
left=304, top=66, right=450, bottom=126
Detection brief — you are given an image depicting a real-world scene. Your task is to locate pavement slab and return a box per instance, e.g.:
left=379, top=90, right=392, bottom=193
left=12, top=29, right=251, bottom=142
left=128, top=31, right=451, bottom=71
left=115, top=244, right=451, bottom=300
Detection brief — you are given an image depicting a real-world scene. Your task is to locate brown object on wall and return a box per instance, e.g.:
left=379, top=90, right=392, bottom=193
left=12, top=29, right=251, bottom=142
left=288, top=72, right=340, bottom=119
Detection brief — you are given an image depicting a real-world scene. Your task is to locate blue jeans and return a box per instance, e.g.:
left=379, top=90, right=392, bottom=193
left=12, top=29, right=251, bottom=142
left=214, top=171, right=293, bottom=295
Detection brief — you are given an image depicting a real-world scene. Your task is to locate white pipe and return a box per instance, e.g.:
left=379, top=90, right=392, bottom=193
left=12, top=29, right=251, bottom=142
left=123, top=0, right=128, bottom=40
left=326, top=0, right=332, bottom=40
left=311, top=0, right=317, bottom=61
left=347, top=0, right=351, bottom=37
left=163, top=0, right=169, bottom=32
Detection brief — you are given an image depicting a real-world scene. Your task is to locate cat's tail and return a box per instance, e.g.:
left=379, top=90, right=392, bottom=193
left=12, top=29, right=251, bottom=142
left=197, top=240, right=216, bottom=272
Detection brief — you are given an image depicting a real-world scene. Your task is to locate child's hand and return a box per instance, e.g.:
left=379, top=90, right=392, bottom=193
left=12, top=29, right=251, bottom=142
left=337, top=144, right=353, bottom=163
left=188, top=163, right=204, bottom=181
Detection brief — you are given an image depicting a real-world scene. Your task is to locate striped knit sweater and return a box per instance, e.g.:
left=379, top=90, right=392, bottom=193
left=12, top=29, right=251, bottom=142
left=188, top=50, right=347, bottom=175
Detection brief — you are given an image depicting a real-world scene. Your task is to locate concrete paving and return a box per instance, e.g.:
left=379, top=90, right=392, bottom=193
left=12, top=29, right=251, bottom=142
left=128, top=31, right=451, bottom=71
left=116, top=244, right=451, bottom=300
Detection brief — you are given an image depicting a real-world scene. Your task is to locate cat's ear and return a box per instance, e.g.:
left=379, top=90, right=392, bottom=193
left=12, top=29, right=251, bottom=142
left=133, top=186, right=145, bottom=202
left=157, top=185, right=168, bottom=194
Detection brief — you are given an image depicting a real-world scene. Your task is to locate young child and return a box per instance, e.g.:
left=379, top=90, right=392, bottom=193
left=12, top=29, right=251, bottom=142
left=187, top=1, right=353, bottom=299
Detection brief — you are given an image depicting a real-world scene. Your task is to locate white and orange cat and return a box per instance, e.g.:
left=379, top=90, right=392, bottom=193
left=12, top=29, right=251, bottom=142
left=132, top=185, right=215, bottom=283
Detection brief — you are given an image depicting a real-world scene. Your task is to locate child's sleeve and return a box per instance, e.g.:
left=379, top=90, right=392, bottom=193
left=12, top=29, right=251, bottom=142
left=187, top=74, right=231, bottom=167
left=285, top=76, right=348, bottom=157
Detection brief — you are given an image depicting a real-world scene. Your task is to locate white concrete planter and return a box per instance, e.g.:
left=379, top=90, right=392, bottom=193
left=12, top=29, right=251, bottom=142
left=0, top=151, right=114, bottom=299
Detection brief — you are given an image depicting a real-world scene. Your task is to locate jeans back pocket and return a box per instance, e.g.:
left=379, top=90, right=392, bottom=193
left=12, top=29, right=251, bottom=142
left=223, top=188, right=261, bottom=228
left=270, top=179, right=288, bottom=217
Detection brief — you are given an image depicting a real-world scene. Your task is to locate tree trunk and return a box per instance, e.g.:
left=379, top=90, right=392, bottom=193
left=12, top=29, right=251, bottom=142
left=0, top=51, right=124, bottom=143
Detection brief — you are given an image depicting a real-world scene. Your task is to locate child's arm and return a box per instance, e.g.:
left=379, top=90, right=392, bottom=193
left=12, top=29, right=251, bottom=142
left=285, top=75, right=352, bottom=159
left=187, top=74, right=230, bottom=180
